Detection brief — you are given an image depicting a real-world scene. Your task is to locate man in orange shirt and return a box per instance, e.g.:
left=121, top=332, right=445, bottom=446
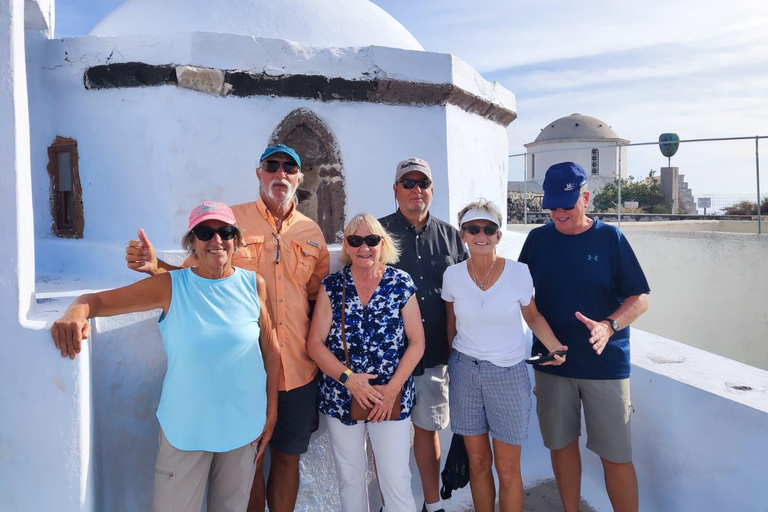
left=125, top=144, right=330, bottom=512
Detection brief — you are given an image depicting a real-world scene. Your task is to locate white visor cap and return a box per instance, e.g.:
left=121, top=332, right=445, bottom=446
left=460, top=208, right=500, bottom=227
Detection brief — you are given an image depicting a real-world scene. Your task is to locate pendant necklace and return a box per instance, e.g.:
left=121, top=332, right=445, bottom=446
left=469, top=257, right=497, bottom=290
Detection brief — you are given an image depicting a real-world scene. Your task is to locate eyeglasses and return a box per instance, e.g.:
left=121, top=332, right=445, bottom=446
left=273, top=233, right=281, bottom=265
left=263, top=160, right=300, bottom=175
left=462, top=225, right=499, bottom=236
left=550, top=194, right=584, bottom=211
left=346, top=235, right=382, bottom=248
left=398, top=178, right=432, bottom=190
left=193, top=225, right=238, bottom=241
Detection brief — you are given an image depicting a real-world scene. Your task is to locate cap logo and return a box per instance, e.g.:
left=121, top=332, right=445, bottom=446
left=564, top=183, right=575, bottom=191
left=400, top=161, right=421, bottom=169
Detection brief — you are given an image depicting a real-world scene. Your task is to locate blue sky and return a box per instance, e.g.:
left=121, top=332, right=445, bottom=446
left=54, top=0, right=768, bottom=195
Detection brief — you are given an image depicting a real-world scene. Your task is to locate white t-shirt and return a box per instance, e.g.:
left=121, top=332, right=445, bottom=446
left=441, top=259, right=534, bottom=367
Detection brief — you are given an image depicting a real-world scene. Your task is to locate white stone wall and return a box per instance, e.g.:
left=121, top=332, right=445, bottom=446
left=28, top=32, right=513, bottom=277
left=445, top=103, right=510, bottom=222
left=1, top=2, right=92, bottom=511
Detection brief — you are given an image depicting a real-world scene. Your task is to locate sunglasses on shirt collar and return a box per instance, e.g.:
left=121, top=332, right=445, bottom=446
left=346, top=235, right=382, bottom=248
left=263, top=160, right=300, bottom=174
left=192, top=225, right=238, bottom=241
left=462, top=224, right=499, bottom=236
left=397, top=178, right=432, bottom=190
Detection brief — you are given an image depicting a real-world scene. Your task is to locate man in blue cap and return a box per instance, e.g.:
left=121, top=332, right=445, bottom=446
left=518, top=162, right=649, bottom=512
left=125, top=144, right=330, bottom=512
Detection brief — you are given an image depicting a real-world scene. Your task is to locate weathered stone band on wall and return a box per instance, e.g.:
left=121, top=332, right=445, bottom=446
left=83, top=62, right=517, bottom=126
left=84, top=62, right=177, bottom=90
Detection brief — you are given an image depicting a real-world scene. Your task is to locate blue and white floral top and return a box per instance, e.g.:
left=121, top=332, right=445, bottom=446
left=319, top=265, right=417, bottom=425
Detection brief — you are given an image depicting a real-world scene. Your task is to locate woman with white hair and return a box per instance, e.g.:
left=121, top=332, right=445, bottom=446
left=441, top=199, right=567, bottom=512
left=307, top=213, right=425, bottom=512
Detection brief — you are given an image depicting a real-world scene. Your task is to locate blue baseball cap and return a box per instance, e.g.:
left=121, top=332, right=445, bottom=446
left=259, top=144, right=301, bottom=167
left=542, top=162, right=588, bottom=210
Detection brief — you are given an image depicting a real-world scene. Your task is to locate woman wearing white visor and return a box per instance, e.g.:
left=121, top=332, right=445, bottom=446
left=441, top=199, right=567, bottom=512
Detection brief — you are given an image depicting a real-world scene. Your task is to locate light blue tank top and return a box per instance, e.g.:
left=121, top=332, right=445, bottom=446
left=157, top=267, right=266, bottom=452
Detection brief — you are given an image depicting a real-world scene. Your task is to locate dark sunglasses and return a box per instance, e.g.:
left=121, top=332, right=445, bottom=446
left=398, top=178, right=432, bottom=190
left=462, top=224, right=499, bottom=236
left=346, top=234, right=382, bottom=248
left=263, top=160, right=300, bottom=174
left=550, top=194, right=584, bottom=211
left=192, top=225, right=238, bottom=241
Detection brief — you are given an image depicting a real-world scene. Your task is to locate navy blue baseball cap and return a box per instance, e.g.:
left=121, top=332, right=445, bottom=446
left=260, top=144, right=301, bottom=167
left=542, top=162, right=588, bottom=210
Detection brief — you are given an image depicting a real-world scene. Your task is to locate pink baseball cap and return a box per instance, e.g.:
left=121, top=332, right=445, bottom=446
left=188, top=201, right=237, bottom=230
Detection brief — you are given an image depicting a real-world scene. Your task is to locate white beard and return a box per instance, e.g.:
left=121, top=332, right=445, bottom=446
left=268, top=179, right=297, bottom=208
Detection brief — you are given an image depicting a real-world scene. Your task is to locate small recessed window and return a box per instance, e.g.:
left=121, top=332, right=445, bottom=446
left=531, top=153, right=536, bottom=179
left=591, top=148, right=599, bottom=175
left=47, top=137, right=83, bottom=238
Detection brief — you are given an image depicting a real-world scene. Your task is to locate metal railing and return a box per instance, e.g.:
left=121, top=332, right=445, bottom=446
left=509, top=135, right=766, bottom=233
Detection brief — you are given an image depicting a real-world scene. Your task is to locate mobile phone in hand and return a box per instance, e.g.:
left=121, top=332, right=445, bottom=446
left=525, top=351, right=566, bottom=365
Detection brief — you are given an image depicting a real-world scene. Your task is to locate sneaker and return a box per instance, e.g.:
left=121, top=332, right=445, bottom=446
left=422, top=503, right=446, bottom=512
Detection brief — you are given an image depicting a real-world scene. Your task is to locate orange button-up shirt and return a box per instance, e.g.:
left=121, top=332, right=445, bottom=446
left=185, top=197, right=330, bottom=391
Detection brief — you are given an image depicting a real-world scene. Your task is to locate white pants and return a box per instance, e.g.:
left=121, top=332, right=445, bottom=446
left=326, top=416, right=416, bottom=512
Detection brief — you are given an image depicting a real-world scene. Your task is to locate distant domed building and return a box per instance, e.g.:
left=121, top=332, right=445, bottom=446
left=514, top=113, right=629, bottom=198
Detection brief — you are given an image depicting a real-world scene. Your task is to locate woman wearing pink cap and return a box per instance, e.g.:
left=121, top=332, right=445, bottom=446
left=51, top=201, right=279, bottom=512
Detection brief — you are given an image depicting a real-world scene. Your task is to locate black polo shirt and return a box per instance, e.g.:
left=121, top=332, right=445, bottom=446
left=379, top=210, right=468, bottom=372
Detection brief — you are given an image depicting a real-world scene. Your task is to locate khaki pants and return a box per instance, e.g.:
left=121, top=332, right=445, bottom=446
left=153, top=428, right=258, bottom=512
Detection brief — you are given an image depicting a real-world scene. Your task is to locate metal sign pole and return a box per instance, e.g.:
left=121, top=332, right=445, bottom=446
left=524, top=153, right=528, bottom=226
left=617, top=144, right=622, bottom=228
left=757, top=136, right=762, bottom=234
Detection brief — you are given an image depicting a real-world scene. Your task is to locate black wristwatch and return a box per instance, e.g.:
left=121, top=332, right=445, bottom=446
left=603, top=318, right=620, bottom=334
left=338, top=369, right=352, bottom=386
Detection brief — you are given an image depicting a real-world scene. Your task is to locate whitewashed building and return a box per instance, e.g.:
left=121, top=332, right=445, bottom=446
left=2, top=0, right=517, bottom=510
left=511, top=113, right=629, bottom=196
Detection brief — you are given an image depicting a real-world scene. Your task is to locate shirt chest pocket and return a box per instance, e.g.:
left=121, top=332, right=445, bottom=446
left=292, top=240, right=321, bottom=284
left=430, top=256, right=452, bottom=283
left=237, top=235, right=265, bottom=271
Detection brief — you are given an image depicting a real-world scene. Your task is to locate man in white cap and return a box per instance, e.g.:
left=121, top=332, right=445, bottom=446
left=125, top=144, right=330, bottom=512
left=518, top=162, right=649, bottom=512
left=379, top=157, right=467, bottom=512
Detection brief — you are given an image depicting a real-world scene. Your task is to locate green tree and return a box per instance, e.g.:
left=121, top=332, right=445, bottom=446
left=723, top=197, right=768, bottom=215
left=592, top=170, right=672, bottom=214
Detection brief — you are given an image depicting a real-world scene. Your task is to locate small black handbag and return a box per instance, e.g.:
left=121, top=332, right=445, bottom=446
left=440, top=433, right=470, bottom=500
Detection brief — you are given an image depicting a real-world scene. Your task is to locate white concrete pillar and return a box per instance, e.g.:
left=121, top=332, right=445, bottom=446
left=0, top=0, right=36, bottom=324
left=0, top=3, right=93, bottom=512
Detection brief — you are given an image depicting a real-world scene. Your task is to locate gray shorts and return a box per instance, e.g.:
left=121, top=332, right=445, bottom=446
left=153, top=428, right=257, bottom=512
left=534, top=371, right=633, bottom=463
left=448, top=350, right=532, bottom=446
left=411, top=365, right=450, bottom=431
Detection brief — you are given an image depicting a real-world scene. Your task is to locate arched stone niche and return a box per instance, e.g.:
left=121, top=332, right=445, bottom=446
left=269, top=109, right=345, bottom=243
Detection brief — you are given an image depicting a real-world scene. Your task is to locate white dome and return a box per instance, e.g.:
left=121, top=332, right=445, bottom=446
left=534, top=113, right=619, bottom=143
left=89, top=0, right=424, bottom=51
